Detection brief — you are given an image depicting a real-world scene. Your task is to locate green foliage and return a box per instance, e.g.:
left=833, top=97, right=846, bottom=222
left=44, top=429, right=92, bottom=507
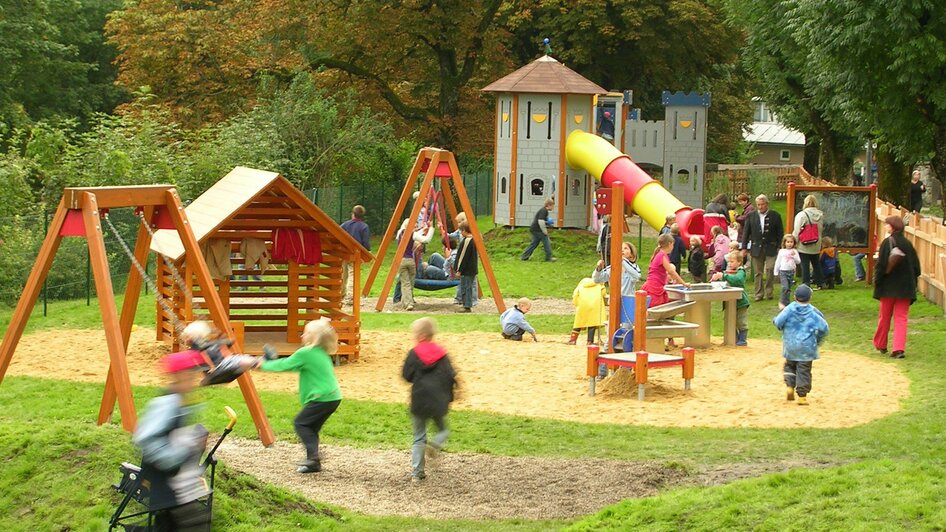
left=746, top=170, right=776, bottom=201
left=0, top=153, right=39, bottom=218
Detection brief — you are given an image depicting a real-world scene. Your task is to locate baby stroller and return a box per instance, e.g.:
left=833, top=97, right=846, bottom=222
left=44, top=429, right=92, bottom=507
left=108, top=406, right=238, bottom=531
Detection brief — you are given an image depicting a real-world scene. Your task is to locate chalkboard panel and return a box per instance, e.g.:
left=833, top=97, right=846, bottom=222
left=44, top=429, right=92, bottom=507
left=791, top=189, right=871, bottom=249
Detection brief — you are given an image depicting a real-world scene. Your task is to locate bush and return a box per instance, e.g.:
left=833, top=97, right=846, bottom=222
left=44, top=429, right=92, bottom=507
left=748, top=170, right=777, bottom=200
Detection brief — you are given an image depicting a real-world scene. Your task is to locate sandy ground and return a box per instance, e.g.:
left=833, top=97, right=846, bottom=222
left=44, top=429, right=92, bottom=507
left=6, top=328, right=909, bottom=429
left=2, top=326, right=908, bottom=519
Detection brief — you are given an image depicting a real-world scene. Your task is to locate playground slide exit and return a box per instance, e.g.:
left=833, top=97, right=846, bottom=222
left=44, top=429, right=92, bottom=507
left=565, top=130, right=703, bottom=242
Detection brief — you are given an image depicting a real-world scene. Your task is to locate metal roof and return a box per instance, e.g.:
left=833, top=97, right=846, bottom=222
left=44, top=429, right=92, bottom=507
left=744, top=122, right=805, bottom=146
left=481, top=55, right=607, bottom=95
left=149, top=166, right=372, bottom=262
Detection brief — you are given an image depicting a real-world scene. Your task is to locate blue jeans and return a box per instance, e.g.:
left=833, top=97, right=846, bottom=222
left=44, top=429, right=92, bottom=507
left=521, top=231, right=552, bottom=261
left=799, top=252, right=823, bottom=287
left=459, top=275, right=475, bottom=309
left=412, top=415, right=448, bottom=478
left=779, top=270, right=795, bottom=307
left=455, top=275, right=479, bottom=306
left=851, top=253, right=866, bottom=280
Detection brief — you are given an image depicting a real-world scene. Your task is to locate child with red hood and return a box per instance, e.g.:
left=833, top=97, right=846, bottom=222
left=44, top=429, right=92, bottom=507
left=401, top=317, right=458, bottom=483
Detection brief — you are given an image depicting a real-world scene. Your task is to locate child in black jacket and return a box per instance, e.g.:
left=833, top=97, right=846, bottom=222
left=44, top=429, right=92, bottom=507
left=688, top=235, right=706, bottom=283
left=401, top=317, right=458, bottom=482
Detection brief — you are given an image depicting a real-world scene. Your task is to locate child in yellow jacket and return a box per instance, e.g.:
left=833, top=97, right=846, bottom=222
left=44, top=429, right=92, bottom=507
left=568, top=277, right=607, bottom=345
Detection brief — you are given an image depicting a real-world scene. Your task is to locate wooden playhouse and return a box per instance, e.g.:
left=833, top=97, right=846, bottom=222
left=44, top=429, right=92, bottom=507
left=150, top=167, right=372, bottom=360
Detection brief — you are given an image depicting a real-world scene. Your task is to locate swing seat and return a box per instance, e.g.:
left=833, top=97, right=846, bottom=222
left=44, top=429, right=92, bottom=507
left=413, top=278, right=461, bottom=291
left=200, top=356, right=256, bottom=386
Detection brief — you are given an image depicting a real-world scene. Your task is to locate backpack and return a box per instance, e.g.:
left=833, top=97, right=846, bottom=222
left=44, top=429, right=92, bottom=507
left=799, top=213, right=820, bottom=245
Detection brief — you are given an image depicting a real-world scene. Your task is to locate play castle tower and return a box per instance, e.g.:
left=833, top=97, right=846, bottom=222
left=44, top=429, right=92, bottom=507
left=482, top=55, right=607, bottom=228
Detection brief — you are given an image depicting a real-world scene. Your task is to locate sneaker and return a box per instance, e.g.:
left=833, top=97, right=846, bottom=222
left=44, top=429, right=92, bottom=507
left=786, top=387, right=795, bottom=401
left=877, top=347, right=888, bottom=355
left=546, top=257, right=557, bottom=262
left=891, top=350, right=905, bottom=359
left=457, top=307, right=471, bottom=313
left=296, top=460, right=321, bottom=473
left=411, top=473, right=426, bottom=483
left=797, top=396, right=809, bottom=406
left=855, top=277, right=866, bottom=282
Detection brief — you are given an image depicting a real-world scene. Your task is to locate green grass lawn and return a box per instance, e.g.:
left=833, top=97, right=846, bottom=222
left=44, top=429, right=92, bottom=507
left=2, top=219, right=946, bottom=530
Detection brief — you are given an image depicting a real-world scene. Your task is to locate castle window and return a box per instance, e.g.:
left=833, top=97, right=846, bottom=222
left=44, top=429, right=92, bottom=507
left=500, top=175, right=506, bottom=194
left=531, top=178, right=545, bottom=196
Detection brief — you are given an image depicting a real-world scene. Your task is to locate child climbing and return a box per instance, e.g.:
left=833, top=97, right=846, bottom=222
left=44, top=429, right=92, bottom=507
left=711, top=251, right=750, bottom=346
left=500, top=297, right=537, bottom=342
left=773, top=284, right=829, bottom=406
left=642, top=233, right=690, bottom=308
left=401, top=317, right=458, bottom=482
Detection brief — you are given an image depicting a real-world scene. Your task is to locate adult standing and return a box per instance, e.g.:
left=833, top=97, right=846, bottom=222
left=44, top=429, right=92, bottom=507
left=742, top=194, right=783, bottom=301
left=872, top=215, right=921, bottom=358
left=734, top=193, right=755, bottom=246
left=396, top=219, right=435, bottom=311
left=520, top=198, right=556, bottom=262
left=792, top=195, right=825, bottom=289
left=910, top=170, right=926, bottom=214
left=703, top=193, right=730, bottom=251
left=340, top=205, right=371, bottom=304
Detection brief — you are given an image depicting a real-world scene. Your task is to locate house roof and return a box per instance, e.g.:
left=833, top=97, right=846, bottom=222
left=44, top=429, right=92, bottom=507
left=150, top=166, right=372, bottom=262
left=481, top=55, right=607, bottom=95
left=745, top=122, right=805, bottom=146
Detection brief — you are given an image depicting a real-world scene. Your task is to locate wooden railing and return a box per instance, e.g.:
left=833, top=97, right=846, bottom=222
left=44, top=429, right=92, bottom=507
left=706, top=165, right=803, bottom=199
left=797, top=166, right=946, bottom=313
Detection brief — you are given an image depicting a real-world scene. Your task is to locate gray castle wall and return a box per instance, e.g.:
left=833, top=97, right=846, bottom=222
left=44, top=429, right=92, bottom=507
left=514, top=94, right=561, bottom=227
left=623, top=119, right=665, bottom=169
left=562, top=95, right=593, bottom=228
left=662, top=104, right=708, bottom=208
left=494, top=95, right=513, bottom=224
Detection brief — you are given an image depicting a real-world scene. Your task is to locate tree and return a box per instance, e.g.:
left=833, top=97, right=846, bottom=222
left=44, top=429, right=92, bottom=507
left=0, top=0, right=126, bottom=139
left=724, top=0, right=860, bottom=182
left=791, top=0, right=946, bottom=212
left=508, top=0, right=754, bottom=162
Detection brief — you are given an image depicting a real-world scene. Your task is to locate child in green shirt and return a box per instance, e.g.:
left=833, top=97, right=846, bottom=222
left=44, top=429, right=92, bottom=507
left=259, top=319, right=342, bottom=473
left=711, top=251, right=751, bottom=346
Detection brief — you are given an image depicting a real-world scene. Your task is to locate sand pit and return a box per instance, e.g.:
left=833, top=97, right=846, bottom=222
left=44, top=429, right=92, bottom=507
left=6, top=328, right=908, bottom=429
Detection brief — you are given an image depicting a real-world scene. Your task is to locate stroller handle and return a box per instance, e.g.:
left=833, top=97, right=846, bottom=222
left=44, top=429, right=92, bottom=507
left=224, top=406, right=237, bottom=430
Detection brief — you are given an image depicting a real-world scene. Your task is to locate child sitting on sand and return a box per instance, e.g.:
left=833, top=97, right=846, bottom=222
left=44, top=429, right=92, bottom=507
left=500, top=297, right=537, bottom=342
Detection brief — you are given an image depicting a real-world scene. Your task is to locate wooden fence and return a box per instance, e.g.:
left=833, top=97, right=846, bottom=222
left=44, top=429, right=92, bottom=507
left=799, top=166, right=946, bottom=314
left=706, top=165, right=802, bottom=199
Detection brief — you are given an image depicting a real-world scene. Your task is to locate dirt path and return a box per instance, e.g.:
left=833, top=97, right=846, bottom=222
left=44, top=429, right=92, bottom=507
left=216, top=437, right=825, bottom=520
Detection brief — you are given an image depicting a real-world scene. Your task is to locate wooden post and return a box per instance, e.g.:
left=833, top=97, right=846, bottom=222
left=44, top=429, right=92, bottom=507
left=164, top=189, right=275, bottom=446
left=352, top=255, right=361, bottom=323
left=0, top=198, right=69, bottom=382
left=608, top=181, right=624, bottom=350
left=99, top=206, right=155, bottom=425
left=82, top=194, right=138, bottom=431
left=682, top=347, right=695, bottom=391
left=374, top=152, right=436, bottom=311
left=362, top=150, right=427, bottom=296
left=635, top=351, right=649, bottom=401
left=633, top=290, right=647, bottom=352
left=446, top=152, right=506, bottom=313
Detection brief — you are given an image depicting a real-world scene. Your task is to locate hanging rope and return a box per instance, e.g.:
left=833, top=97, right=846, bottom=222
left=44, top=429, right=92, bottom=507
left=135, top=210, right=193, bottom=305
left=103, top=213, right=185, bottom=337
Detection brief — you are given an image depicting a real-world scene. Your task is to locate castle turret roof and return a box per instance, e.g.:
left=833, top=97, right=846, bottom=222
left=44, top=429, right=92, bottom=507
left=482, top=55, right=607, bottom=95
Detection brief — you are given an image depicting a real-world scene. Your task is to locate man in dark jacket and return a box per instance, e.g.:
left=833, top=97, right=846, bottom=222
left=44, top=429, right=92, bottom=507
left=520, top=198, right=556, bottom=261
left=742, top=194, right=784, bottom=300
left=401, top=318, right=457, bottom=482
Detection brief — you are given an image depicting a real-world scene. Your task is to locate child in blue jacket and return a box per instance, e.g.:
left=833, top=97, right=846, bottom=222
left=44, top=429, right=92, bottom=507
left=773, top=284, right=829, bottom=406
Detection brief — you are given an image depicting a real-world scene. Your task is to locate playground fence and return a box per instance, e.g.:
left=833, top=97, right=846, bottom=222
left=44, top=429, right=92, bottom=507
left=305, top=167, right=494, bottom=229
left=705, top=165, right=801, bottom=200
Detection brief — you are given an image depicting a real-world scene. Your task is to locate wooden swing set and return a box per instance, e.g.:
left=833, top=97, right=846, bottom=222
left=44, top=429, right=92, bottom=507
left=363, top=148, right=506, bottom=312
left=0, top=186, right=275, bottom=445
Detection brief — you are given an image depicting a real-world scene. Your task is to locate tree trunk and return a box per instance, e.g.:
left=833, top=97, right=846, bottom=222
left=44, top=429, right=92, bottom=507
left=803, top=134, right=820, bottom=177
left=930, top=122, right=946, bottom=224
left=875, top=145, right=910, bottom=207
left=817, top=131, right=854, bottom=184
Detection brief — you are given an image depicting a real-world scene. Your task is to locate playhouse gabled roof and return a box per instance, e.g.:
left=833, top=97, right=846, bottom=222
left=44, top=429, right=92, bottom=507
left=150, top=166, right=372, bottom=262
left=481, top=55, right=607, bottom=95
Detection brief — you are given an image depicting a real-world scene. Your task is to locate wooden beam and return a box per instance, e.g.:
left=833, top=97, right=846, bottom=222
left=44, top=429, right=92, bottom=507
left=374, top=150, right=437, bottom=311
left=362, top=149, right=428, bottom=296
left=164, top=189, right=276, bottom=446
left=99, top=206, right=155, bottom=425
left=609, top=182, right=625, bottom=346
left=446, top=152, right=506, bottom=313
left=82, top=193, right=138, bottom=431
left=64, top=185, right=174, bottom=209
left=0, top=198, right=69, bottom=382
